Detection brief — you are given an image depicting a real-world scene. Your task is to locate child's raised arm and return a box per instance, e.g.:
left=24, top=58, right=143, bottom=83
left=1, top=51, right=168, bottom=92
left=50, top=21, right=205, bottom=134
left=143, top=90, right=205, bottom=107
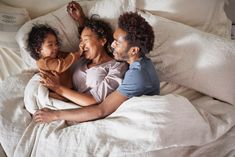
left=37, top=51, right=81, bottom=73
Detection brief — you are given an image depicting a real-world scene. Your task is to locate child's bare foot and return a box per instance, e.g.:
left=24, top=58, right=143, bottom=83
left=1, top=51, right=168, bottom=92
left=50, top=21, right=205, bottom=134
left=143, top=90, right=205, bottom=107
left=67, top=1, right=85, bottom=26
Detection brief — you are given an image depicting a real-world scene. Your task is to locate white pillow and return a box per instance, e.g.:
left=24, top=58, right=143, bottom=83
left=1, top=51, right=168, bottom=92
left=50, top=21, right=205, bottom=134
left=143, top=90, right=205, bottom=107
left=16, top=0, right=135, bottom=69
left=0, top=0, right=94, bottom=19
left=136, top=0, right=232, bottom=39
left=0, top=2, right=30, bottom=49
left=138, top=10, right=235, bottom=105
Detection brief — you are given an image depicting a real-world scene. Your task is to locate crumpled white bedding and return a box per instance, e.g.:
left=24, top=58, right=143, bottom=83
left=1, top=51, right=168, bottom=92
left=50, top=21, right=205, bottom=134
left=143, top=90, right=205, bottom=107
left=1, top=71, right=235, bottom=157
left=0, top=47, right=25, bottom=82
left=24, top=73, right=79, bottom=114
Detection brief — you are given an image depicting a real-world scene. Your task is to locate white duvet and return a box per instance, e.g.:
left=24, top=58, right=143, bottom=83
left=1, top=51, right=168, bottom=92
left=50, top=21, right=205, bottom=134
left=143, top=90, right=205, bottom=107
left=24, top=73, right=79, bottom=114
left=1, top=71, right=235, bottom=157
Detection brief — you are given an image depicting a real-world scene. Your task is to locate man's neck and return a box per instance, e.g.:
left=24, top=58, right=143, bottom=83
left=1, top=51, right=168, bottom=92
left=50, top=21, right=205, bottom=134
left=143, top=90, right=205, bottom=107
left=128, top=55, right=141, bottom=64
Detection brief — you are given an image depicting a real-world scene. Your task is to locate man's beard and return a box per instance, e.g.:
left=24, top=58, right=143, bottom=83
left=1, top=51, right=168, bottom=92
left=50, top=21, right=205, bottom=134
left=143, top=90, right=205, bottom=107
left=113, top=47, right=129, bottom=62
left=114, top=56, right=128, bottom=62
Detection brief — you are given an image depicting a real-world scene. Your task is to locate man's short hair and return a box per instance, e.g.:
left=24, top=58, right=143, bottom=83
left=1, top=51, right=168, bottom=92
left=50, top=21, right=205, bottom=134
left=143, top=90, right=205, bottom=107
left=118, top=12, right=154, bottom=55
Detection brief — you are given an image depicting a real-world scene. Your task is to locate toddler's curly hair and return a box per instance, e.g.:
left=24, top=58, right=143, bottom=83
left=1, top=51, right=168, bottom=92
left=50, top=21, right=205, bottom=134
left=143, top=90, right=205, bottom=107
left=27, top=24, right=61, bottom=60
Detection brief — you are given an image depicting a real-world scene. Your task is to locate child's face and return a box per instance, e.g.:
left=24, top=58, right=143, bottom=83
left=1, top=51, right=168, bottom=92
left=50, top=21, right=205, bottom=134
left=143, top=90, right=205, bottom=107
left=40, top=34, right=59, bottom=58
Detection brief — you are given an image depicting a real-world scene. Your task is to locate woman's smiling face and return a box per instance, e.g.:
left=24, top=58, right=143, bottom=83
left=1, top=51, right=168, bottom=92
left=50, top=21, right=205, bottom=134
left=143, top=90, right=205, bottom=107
left=79, top=27, right=106, bottom=60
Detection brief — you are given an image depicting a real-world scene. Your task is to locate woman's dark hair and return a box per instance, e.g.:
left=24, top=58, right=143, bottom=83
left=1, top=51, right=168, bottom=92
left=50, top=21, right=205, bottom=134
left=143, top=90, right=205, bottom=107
left=80, top=15, right=114, bottom=55
left=118, top=12, right=154, bottom=55
left=27, top=24, right=61, bottom=60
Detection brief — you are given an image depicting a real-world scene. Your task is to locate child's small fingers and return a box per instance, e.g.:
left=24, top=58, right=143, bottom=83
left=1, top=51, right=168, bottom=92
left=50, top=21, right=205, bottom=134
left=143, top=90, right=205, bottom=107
left=39, top=69, right=48, bottom=75
left=40, top=70, right=53, bottom=77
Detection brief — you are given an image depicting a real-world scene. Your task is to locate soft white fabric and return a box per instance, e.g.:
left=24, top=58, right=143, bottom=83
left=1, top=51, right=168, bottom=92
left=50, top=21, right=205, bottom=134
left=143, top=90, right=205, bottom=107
left=136, top=0, right=232, bottom=38
left=85, top=0, right=135, bottom=29
left=139, top=10, right=235, bottom=105
left=0, top=47, right=26, bottom=82
left=0, top=144, right=6, bottom=157
left=0, top=0, right=90, bottom=19
left=0, top=2, right=30, bottom=49
left=0, top=72, right=235, bottom=157
left=15, top=0, right=135, bottom=69
left=0, top=71, right=33, bottom=157
left=24, top=73, right=79, bottom=114
left=160, top=82, right=204, bottom=101
left=0, top=3, right=29, bottom=82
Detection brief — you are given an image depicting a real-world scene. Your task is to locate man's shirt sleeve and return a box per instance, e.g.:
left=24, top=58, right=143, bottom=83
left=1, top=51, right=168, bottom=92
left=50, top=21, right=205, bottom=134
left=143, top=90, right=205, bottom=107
left=117, top=68, right=145, bottom=98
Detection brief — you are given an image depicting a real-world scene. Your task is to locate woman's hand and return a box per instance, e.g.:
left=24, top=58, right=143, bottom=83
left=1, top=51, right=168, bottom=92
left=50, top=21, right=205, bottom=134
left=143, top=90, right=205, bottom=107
left=67, top=1, right=85, bottom=26
left=40, top=70, right=60, bottom=92
left=34, top=108, right=59, bottom=123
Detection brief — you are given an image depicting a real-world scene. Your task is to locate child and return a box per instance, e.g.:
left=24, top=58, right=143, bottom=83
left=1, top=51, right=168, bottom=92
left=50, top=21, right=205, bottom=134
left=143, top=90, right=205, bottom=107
left=27, top=24, right=81, bottom=100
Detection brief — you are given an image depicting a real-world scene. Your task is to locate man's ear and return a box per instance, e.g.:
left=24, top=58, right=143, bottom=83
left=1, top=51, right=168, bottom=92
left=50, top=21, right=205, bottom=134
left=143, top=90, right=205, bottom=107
left=129, top=46, right=140, bottom=56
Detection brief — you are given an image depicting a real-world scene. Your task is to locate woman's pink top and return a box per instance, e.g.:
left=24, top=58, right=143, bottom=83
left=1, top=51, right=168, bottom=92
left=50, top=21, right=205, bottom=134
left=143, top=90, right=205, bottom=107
left=72, top=58, right=128, bottom=102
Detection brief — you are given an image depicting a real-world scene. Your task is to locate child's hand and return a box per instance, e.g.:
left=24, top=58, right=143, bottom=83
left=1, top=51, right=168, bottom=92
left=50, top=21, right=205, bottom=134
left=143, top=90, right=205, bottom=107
left=67, top=1, right=85, bottom=26
left=40, top=70, right=60, bottom=91
left=79, top=41, right=85, bottom=56
left=71, top=50, right=83, bottom=59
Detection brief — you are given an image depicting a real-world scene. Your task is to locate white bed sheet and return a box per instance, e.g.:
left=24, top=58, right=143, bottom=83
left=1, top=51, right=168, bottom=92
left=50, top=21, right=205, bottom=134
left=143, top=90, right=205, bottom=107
left=0, top=71, right=235, bottom=157
left=0, top=48, right=25, bottom=82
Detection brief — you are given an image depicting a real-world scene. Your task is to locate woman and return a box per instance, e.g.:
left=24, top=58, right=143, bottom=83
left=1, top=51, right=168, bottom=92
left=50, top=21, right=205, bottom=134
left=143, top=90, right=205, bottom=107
left=39, top=2, right=127, bottom=107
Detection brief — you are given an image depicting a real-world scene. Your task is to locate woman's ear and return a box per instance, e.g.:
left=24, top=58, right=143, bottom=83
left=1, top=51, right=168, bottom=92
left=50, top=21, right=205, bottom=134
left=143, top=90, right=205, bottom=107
left=36, top=48, right=41, bottom=54
left=36, top=48, right=42, bottom=57
left=101, top=38, right=107, bottom=46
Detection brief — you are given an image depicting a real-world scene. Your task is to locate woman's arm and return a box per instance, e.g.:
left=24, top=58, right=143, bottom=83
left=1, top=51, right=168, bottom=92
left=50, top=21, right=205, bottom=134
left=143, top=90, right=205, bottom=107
left=53, top=85, right=97, bottom=106
left=88, top=62, right=128, bottom=102
left=40, top=70, right=97, bottom=106
left=34, top=90, right=128, bottom=123
left=67, top=1, right=85, bottom=26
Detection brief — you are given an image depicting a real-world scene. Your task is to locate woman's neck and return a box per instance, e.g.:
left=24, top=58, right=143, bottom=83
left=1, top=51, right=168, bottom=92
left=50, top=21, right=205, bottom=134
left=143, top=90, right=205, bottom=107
left=89, top=51, right=112, bottom=68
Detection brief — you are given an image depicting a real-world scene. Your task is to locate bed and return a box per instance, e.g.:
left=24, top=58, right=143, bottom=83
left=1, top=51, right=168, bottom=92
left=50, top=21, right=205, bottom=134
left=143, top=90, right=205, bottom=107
left=0, top=0, right=235, bottom=156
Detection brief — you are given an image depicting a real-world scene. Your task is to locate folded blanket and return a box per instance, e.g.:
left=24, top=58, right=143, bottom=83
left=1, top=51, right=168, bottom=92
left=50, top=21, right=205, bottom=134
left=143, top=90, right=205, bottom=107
left=24, top=73, right=79, bottom=114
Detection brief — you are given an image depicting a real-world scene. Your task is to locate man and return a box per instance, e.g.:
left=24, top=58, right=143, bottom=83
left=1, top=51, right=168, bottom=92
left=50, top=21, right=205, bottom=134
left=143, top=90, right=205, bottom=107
left=34, top=12, right=160, bottom=124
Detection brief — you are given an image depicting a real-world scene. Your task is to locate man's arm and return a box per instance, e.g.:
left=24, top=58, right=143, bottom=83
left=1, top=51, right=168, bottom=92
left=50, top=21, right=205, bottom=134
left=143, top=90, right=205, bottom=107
left=34, top=91, right=128, bottom=123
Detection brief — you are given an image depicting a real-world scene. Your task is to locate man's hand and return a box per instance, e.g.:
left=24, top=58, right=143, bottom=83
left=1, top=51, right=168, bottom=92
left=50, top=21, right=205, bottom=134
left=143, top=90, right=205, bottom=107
left=34, top=108, right=59, bottom=123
